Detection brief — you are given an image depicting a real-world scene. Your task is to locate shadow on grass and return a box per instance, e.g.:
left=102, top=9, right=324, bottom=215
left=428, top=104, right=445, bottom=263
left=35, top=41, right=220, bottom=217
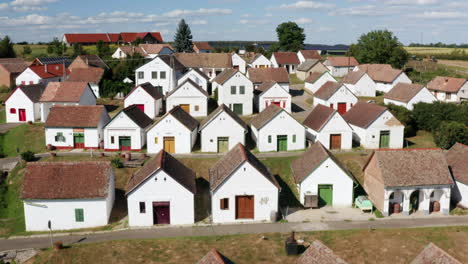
left=104, top=104, right=120, bottom=113
left=275, top=174, right=302, bottom=216
left=195, top=177, right=211, bottom=222
left=291, top=103, right=305, bottom=113
left=109, top=189, right=127, bottom=223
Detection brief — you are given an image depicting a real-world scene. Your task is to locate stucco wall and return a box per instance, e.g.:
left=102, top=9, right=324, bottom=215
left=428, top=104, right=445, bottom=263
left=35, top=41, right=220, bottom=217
left=200, top=111, right=246, bottom=152
left=5, top=88, right=37, bottom=123
left=147, top=114, right=195, bottom=154
left=104, top=112, right=145, bottom=150
left=217, top=72, right=253, bottom=115
left=124, top=87, right=161, bottom=119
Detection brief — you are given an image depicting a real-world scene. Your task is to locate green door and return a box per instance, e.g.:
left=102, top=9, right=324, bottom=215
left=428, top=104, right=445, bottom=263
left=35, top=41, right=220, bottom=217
left=119, top=136, right=131, bottom=151
left=73, top=133, right=84, bottom=148
left=217, top=137, right=229, bottom=153
left=379, top=130, right=390, bottom=148
left=233, top=104, right=243, bottom=115
left=277, top=135, right=288, bottom=151
left=318, top=185, right=333, bottom=207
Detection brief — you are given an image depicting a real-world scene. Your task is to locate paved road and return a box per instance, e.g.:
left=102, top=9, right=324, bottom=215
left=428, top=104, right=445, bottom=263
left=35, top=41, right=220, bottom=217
left=2, top=216, right=467, bottom=251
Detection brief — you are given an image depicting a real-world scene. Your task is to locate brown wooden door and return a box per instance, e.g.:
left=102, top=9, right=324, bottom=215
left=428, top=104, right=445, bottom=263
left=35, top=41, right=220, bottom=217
left=153, top=202, right=170, bottom=225
left=236, top=195, right=254, bottom=219
left=330, top=134, right=342, bottom=150
left=163, top=137, right=175, bottom=153
left=180, top=104, right=190, bottom=113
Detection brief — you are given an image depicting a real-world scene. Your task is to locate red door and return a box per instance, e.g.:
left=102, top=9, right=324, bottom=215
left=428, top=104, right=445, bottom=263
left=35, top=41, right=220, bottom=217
left=272, top=101, right=281, bottom=107
left=18, top=109, right=26, bottom=122
left=135, top=104, right=145, bottom=113
left=337, top=103, right=347, bottom=115
left=153, top=202, right=170, bottom=224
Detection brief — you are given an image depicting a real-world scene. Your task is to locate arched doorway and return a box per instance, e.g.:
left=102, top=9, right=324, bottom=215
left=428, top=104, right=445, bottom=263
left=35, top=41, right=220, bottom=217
left=429, top=189, right=444, bottom=214
left=410, top=190, right=420, bottom=214
left=388, top=191, right=404, bottom=215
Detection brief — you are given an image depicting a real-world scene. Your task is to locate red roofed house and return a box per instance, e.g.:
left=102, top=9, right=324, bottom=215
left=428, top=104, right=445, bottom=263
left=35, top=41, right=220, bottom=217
left=193, top=42, right=214, bottom=53
left=21, top=161, right=115, bottom=231
left=67, top=67, right=105, bottom=98
left=297, top=50, right=322, bottom=63
left=270, top=52, right=300, bottom=73
left=62, top=32, right=163, bottom=46
left=45, top=105, right=110, bottom=149
left=323, top=56, right=358, bottom=77
left=0, top=58, right=29, bottom=88
left=427, top=76, right=468, bottom=103
left=16, top=63, right=69, bottom=86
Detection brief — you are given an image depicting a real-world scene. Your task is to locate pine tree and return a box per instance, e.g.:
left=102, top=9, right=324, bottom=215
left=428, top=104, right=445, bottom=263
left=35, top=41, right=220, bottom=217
left=0, top=36, right=16, bottom=58
left=173, top=19, right=194, bottom=53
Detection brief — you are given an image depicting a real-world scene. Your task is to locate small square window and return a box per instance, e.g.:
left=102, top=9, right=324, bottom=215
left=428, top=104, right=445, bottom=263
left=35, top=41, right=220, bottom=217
left=160, top=71, right=166, bottom=79
left=152, top=71, right=158, bottom=79
left=75, top=208, right=84, bottom=222
left=139, top=202, right=146, bottom=213
left=111, top=136, right=115, bottom=144
left=10, top=108, right=16, bottom=114
left=138, top=72, right=144, bottom=79
left=154, top=137, right=158, bottom=144
left=231, top=86, right=236, bottom=95
left=55, top=132, right=65, bottom=142
left=195, top=105, right=199, bottom=111
left=268, top=135, right=272, bottom=143
left=239, top=86, right=245, bottom=94
left=220, top=198, right=229, bottom=210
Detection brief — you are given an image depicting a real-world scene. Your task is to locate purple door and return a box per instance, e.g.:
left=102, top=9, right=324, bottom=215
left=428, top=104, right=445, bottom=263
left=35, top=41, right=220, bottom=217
left=153, top=202, right=170, bottom=225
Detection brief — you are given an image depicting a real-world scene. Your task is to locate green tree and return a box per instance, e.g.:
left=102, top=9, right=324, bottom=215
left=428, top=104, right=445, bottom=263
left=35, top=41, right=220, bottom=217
left=132, top=38, right=143, bottom=46
left=47, top=44, right=54, bottom=54
left=245, top=44, right=255, bottom=52
left=276, top=22, right=305, bottom=52
left=0, top=36, right=16, bottom=58
left=349, top=30, right=409, bottom=69
left=173, top=19, right=194, bottom=53
left=434, top=121, right=468, bottom=149
left=72, top=43, right=85, bottom=56
left=96, top=40, right=111, bottom=57
left=22, top=45, right=32, bottom=55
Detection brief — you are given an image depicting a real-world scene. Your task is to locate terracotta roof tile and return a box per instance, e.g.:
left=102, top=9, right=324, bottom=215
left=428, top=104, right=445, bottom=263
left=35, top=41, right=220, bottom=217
left=384, top=83, right=425, bottom=103
left=29, top=64, right=69, bottom=79
left=303, top=104, right=336, bottom=131
left=193, top=42, right=214, bottom=51
left=341, top=71, right=365, bottom=85
left=175, top=53, right=231, bottom=68
left=247, top=68, right=289, bottom=84
left=39, top=81, right=90, bottom=102
left=273, top=52, right=300, bottom=65
left=67, top=67, right=104, bottom=83
left=118, top=46, right=147, bottom=57
left=314, top=81, right=347, bottom=100
left=199, top=104, right=247, bottom=131
left=411, top=243, right=462, bottom=264
left=197, top=249, right=234, bottom=264
left=325, top=56, right=358, bottom=67
left=256, top=80, right=277, bottom=93
left=212, top=68, right=238, bottom=85
left=250, top=104, right=283, bottom=129
left=297, top=59, right=320, bottom=72
left=120, top=32, right=163, bottom=43
left=209, top=144, right=279, bottom=191
left=126, top=150, right=196, bottom=195
left=139, top=43, right=174, bottom=54
left=299, top=50, right=322, bottom=60
left=21, top=161, right=112, bottom=199
left=297, top=240, right=349, bottom=264
left=45, top=105, right=107, bottom=127
left=427, top=76, right=467, bottom=93
left=64, top=33, right=118, bottom=44
left=305, top=72, right=326, bottom=83
left=445, top=143, right=468, bottom=184
left=0, top=58, right=29, bottom=73
left=342, top=102, right=387, bottom=128
left=72, top=55, right=108, bottom=69
left=357, top=64, right=402, bottom=83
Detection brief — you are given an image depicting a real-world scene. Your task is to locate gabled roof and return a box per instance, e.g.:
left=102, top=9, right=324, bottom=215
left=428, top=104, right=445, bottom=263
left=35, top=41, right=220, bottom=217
left=305, top=72, right=334, bottom=84
left=256, top=80, right=281, bottom=94
left=157, top=55, right=186, bottom=71
left=126, top=150, right=196, bottom=195
left=314, top=81, right=350, bottom=101
left=151, top=105, right=199, bottom=131
left=32, top=57, right=71, bottom=67
left=297, top=59, right=320, bottom=72
left=303, top=104, right=336, bottom=132
left=297, top=240, right=348, bottom=264
left=39, top=81, right=90, bottom=102
left=364, top=149, right=454, bottom=188
left=445, top=143, right=468, bottom=184
left=64, top=33, right=120, bottom=44
left=165, top=78, right=209, bottom=98
left=175, top=53, right=232, bottom=68
left=193, top=42, right=214, bottom=51
left=125, top=82, right=163, bottom=101
left=45, top=105, right=107, bottom=128
left=247, top=68, right=289, bottom=84
left=212, top=68, right=239, bottom=85
left=188, top=67, right=210, bottom=80
left=197, top=249, right=234, bottom=264
left=67, top=67, right=104, bottom=83
left=325, top=56, right=358, bottom=67
left=341, top=70, right=366, bottom=85
left=29, top=64, right=69, bottom=79
left=357, top=64, right=403, bottom=83
left=199, top=104, right=248, bottom=131
left=273, top=52, right=300, bottom=65
left=21, top=161, right=112, bottom=200
left=0, top=58, right=29, bottom=73
left=411, top=243, right=461, bottom=264
left=209, top=144, right=280, bottom=191
left=117, top=46, right=147, bottom=57
left=120, top=32, right=163, bottom=43
left=250, top=104, right=284, bottom=130
left=427, top=76, right=467, bottom=93
left=6, top=84, right=46, bottom=103
left=139, top=43, right=174, bottom=54
left=74, top=55, right=108, bottom=69
left=248, top=53, right=266, bottom=64
left=299, top=50, right=322, bottom=60
left=384, top=83, right=425, bottom=103
left=342, top=102, right=388, bottom=128
left=292, top=142, right=354, bottom=184
left=120, top=105, right=153, bottom=128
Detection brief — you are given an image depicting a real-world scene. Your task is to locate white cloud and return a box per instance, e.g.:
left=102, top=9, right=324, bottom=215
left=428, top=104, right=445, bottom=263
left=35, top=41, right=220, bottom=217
left=269, top=1, right=335, bottom=10
left=414, top=11, right=468, bottom=19
left=384, top=0, right=439, bottom=5
left=241, top=14, right=251, bottom=18
left=239, top=19, right=249, bottom=24
left=11, top=5, right=46, bottom=11
left=163, top=8, right=232, bottom=18
left=295, top=17, right=313, bottom=24
left=191, top=20, right=207, bottom=25
left=10, top=0, right=58, bottom=6
left=154, top=22, right=172, bottom=27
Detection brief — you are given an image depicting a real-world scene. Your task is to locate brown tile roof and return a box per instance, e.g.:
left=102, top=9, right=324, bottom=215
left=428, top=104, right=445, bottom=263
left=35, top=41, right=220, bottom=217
left=357, top=64, right=402, bottom=83
left=193, top=42, right=214, bottom=51
left=39, top=81, right=90, bottom=102
left=212, top=68, right=238, bottom=85
left=297, top=59, right=320, bottom=72
left=21, top=161, right=112, bottom=199
left=299, top=50, right=322, bottom=60
left=67, top=67, right=104, bottom=83
left=273, top=52, right=300, bottom=65
left=9, top=84, right=46, bottom=103
left=256, top=80, right=277, bottom=93
left=303, top=104, right=336, bottom=132
left=342, top=102, right=387, bottom=128
left=411, top=243, right=462, bottom=264
left=297, top=240, right=349, bottom=264
left=197, top=249, right=234, bottom=264
left=120, top=105, right=153, bottom=128
left=139, top=43, right=174, bottom=54
left=200, top=104, right=247, bottom=131
left=292, top=142, right=353, bottom=184
left=125, top=82, right=163, bottom=101
left=73, top=55, right=108, bottom=69
left=166, top=79, right=209, bottom=98
left=45, top=105, right=107, bottom=127
left=305, top=72, right=327, bottom=84
left=445, top=143, right=468, bottom=184
left=209, top=144, right=279, bottom=191
left=427, top=76, right=467, bottom=93
left=325, top=56, right=358, bottom=67
left=157, top=55, right=186, bottom=71
left=175, top=53, right=231, bottom=68
left=314, top=81, right=347, bottom=100
left=118, top=46, right=147, bottom=57
left=247, top=53, right=263, bottom=64
left=126, top=150, right=196, bottom=195
left=250, top=104, right=283, bottom=130
left=365, top=149, right=454, bottom=187
left=247, top=68, right=289, bottom=84
left=0, top=58, right=29, bottom=73
left=384, top=83, right=425, bottom=103
left=151, top=105, right=199, bottom=131
left=341, top=71, right=366, bottom=85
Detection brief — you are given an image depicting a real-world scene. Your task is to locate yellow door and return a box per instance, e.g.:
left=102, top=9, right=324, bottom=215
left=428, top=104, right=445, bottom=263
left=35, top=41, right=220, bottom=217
left=180, top=104, right=190, bottom=113
left=163, top=137, right=175, bottom=153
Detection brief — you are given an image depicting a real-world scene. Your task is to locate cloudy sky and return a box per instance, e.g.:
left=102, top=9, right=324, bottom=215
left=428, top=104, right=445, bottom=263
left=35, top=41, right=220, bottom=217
left=0, top=0, right=467, bottom=44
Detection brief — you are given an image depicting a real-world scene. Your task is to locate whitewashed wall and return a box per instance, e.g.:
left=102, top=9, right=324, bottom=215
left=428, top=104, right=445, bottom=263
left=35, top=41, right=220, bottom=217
left=250, top=55, right=271, bottom=68
left=306, top=112, right=353, bottom=150
left=5, top=89, right=37, bottom=123
left=313, top=86, right=358, bottom=113
left=124, top=87, right=161, bottom=119
left=177, top=70, right=208, bottom=92
left=135, top=57, right=181, bottom=94
left=304, top=73, right=336, bottom=94
left=16, top=68, right=42, bottom=85
left=384, top=87, right=436, bottom=110
left=346, top=74, right=376, bottom=97
left=376, top=73, right=412, bottom=93
left=200, top=111, right=246, bottom=152
left=166, top=83, right=208, bottom=117
left=217, top=72, right=253, bottom=115
left=326, top=66, right=354, bottom=77
left=452, top=180, right=468, bottom=208
left=104, top=113, right=145, bottom=150
left=232, top=53, right=246, bottom=73
left=257, top=84, right=292, bottom=113
left=147, top=115, right=196, bottom=154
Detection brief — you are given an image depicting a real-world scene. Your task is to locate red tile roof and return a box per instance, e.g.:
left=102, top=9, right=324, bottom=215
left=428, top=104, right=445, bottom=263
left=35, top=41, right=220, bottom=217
left=342, top=102, right=388, bottom=128
left=247, top=68, right=289, bottom=84
left=273, top=52, right=300, bottom=65
left=325, top=56, right=358, bottom=67
left=21, top=161, right=112, bottom=199
left=120, top=32, right=163, bottom=43
left=39, top=81, right=90, bottom=102
left=67, top=67, right=104, bottom=83
left=412, top=243, right=462, bottom=264
left=64, top=33, right=120, bottom=44
left=303, top=104, right=336, bottom=132
left=45, top=105, right=107, bottom=128
left=29, top=64, right=69, bottom=79
left=193, top=42, right=214, bottom=51
left=299, top=50, right=322, bottom=60
left=427, top=76, right=467, bottom=93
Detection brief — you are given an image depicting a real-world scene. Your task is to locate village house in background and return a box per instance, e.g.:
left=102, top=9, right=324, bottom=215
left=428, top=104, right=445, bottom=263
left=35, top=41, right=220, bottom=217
left=363, top=149, right=453, bottom=216
left=323, top=56, right=358, bottom=77
left=426, top=76, right=468, bottom=103
left=0, top=58, right=29, bottom=88
left=297, top=49, right=322, bottom=63
left=68, top=55, right=109, bottom=70
left=212, top=69, right=254, bottom=115
left=270, top=52, right=300, bottom=74
left=247, top=67, right=290, bottom=91
left=62, top=32, right=163, bottom=46
left=177, top=68, right=210, bottom=93
left=165, top=79, right=209, bottom=117
left=341, top=70, right=376, bottom=97
left=247, top=53, right=272, bottom=69
left=209, top=144, right=280, bottom=223
left=193, top=42, right=214, bottom=53
left=4, top=83, right=45, bottom=123
left=124, top=82, right=163, bottom=119
left=67, top=67, right=105, bottom=98
left=354, top=64, right=412, bottom=93
left=175, top=53, right=232, bottom=81
left=313, top=81, right=358, bottom=115
left=126, top=150, right=196, bottom=226
left=135, top=55, right=185, bottom=95
left=21, top=161, right=115, bottom=231
left=384, top=83, right=437, bottom=110
left=16, top=63, right=69, bottom=86
left=112, top=44, right=174, bottom=59
left=254, top=81, right=292, bottom=113
left=304, top=71, right=337, bottom=94
left=296, top=59, right=328, bottom=81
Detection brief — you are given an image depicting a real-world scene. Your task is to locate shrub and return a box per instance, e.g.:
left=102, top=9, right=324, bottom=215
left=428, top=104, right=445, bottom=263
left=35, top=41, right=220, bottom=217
left=20, top=151, right=35, bottom=162
left=385, top=104, right=416, bottom=137
left=412, top=102, right=468, bottom=131
left=433, top=121, right=468, bottom=149
left=111, top=157, right=123, bottom=168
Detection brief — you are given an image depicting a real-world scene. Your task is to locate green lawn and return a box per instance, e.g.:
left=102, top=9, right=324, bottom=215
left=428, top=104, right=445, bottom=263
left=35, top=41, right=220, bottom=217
left=0, top=109, right=5, bottom=124
left=0, top=163, right=26, bottom=237
left=405, top=130, right=437, bottom=149
left=0, top=123, right=45, bottom=157
left=13, top=44, right=118, bottom=60
left=289, top=73, right=304, bottom=85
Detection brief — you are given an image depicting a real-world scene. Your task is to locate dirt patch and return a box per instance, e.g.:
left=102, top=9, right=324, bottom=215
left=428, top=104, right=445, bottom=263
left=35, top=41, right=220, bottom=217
left=437, top=60, right=468, bottom=70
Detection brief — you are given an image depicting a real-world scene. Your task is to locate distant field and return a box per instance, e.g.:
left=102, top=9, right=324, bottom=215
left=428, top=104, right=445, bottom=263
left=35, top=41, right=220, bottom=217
left=13, top=44, right=117, bottom=60
left=404, top=47, right=468, bottom=55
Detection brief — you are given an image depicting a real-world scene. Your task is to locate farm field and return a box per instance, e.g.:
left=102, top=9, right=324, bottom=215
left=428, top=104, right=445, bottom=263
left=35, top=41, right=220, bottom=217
left=404, top=46, right=468, bottom=55
left=12, top=44, right=115, bottom=60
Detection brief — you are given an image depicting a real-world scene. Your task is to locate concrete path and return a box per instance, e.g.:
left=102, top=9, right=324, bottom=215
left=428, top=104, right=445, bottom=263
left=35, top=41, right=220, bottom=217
left=1, top=216, right=467, bottom=251
left=0, top=157, right=20, bottom=172
left=0, top=123, right=21, bottom=133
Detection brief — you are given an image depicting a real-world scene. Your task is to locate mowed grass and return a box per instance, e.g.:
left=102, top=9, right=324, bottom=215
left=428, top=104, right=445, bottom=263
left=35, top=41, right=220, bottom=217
left=0, top=123, right=45, bottom=157
left=289, top=73, right=304, bottom=85
left=31, top=226, right=468, bottom=264
left=404, top=46, right=468, bottom=55
left=405, top=130, right=437, bottom=149
left=0, top=163, right=26, bottom=237
left=13, top=44, right=118, bottom=60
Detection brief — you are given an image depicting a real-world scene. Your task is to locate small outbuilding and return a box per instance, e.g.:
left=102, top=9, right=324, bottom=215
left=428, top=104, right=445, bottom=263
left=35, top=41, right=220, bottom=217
left=341, top=70, right=376, bottom=97
left=323, top=56, right=358, bottom=77
left=255, top=81, right=292, bottom=113
left=304, top=71, right=337, bottom=94
left=177, top=68, right=210, bottom=93
left=212, top=69, right=253, bottom=115
left=426, top=76, right=468, bottom=103
left=4, top=84, right=45, bottom=123
left=355, top=64, right=412, bottom=93
left=124, top=82, right=163, bottom=119
left=296, top=59, right=328, bottom=81
left=166, top=79, right=209, bottom=117
left=270, top=52, right=300, bottom=74
left=384, top=83, right=436, bottom=110
left=67, top=67, right=105, bottom=98
left=313, top=81, right=358, bottom=115
left=247, top=67, right=290, bottom=92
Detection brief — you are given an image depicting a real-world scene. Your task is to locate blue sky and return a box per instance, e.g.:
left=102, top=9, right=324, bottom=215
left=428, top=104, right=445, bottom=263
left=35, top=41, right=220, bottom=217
left=0, top=0, right=467, bottom=44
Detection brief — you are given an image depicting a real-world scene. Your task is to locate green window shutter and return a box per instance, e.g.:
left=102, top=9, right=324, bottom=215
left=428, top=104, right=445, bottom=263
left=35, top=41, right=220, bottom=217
left=268, top=135, right=271, bottom=143
left=240, top=86, right=245, bottom=94
left=231, top=86, right=236, bottom=95
left=75, top=208, right=84, bottom=222
left=293, top=134, right=296, bottom=143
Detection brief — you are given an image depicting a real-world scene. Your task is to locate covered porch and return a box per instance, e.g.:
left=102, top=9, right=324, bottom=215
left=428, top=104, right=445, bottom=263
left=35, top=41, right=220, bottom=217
left=383, top=187, right=451, bottom=216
